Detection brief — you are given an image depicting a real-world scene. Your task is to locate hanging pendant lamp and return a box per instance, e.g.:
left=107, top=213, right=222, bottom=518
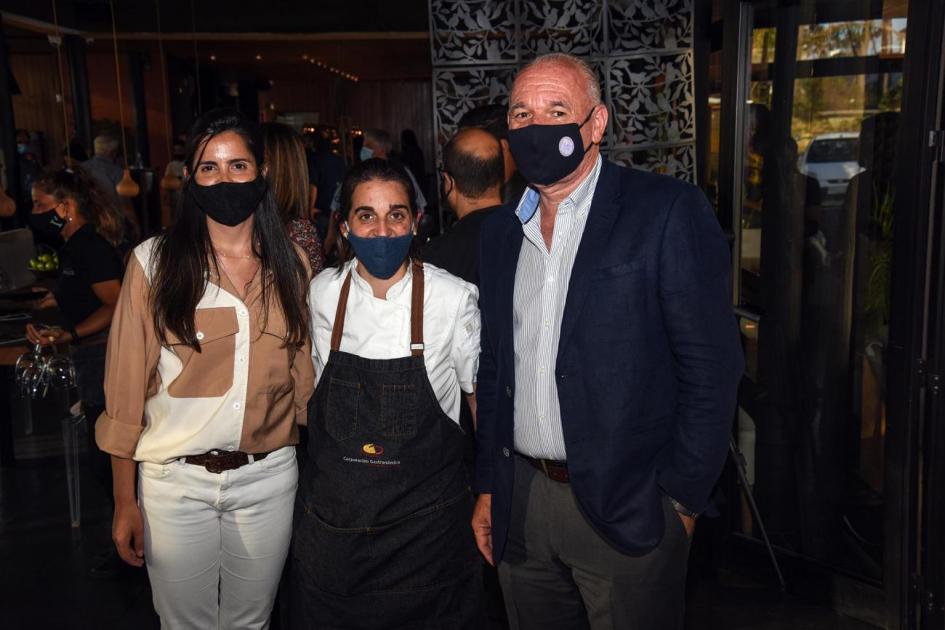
left=155, top=0, right=181, bottom=192
left=109, top=0, right=139, bottom=198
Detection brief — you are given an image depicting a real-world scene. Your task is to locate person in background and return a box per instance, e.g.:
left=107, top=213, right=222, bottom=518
left=421, top=125, right=507, bottom=628
left=472, top=53, right=743, bottom=629
left=397, top=128, right=426, bottom=185
left=97, top=108, right=313, bottom=629
left=0, top=156, right=14, bottom=220
left=422, top=126, right=504, bottom=287
left=337, top=128, right=427, bottom=215
left=458, top=104, right=528, bottom=204
left=160, top=139, right=186, bottom=227
left=307, top=126, right=344, bottom=239
left=81, top=135, right=123, bottom=204
left=16, top=129, right=41, bottom=218
left=262, top=122, right=325, bottom=275
left=24, top=168, right=126, bottom=575
left=292, top=158, right=482, bottom=628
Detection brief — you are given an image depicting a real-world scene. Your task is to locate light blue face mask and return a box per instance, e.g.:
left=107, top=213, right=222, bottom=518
left=345, top=225, right=413, bottom=280
left=359, top=146, right=374, bottom=162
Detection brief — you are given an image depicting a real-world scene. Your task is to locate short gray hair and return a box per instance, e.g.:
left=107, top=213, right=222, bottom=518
left=93, top=135, right=119, bottom=157
left=364, top=128, right=393, bottom=154
left=518, top=53, right=602, bottom=106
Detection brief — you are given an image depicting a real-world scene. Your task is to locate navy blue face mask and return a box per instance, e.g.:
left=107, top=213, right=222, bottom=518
left=345, top=229, right=414, bottom=280
left=507, top=108, right=597, bottom=186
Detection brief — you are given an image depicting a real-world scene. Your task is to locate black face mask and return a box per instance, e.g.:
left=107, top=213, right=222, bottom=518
left=29, top=208, right=66, bottom=240
left=507, top=108, right=596, bottom=186
left=188, top=177, right=267, bottom=227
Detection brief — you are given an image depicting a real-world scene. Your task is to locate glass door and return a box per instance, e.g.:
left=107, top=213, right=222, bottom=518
left=710, top=0, right=928, bottom=626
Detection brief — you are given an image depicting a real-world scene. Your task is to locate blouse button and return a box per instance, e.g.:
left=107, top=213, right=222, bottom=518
left=196, top=331, right=205, bottom=341
left=233, top=402, right=241, bottom=410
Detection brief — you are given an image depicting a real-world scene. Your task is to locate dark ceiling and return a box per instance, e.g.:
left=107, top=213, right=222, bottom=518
left=2, top=0, right=430, bottom=34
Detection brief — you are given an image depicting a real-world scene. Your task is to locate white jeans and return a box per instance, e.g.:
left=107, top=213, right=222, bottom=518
left=138, top=446, right=298, bottom=630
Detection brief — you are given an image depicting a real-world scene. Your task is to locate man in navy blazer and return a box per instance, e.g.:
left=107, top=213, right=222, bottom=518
left=471, top=53, right=744, bottom=629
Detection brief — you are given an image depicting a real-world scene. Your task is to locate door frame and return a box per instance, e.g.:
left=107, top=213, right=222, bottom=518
left=714, top=0, right=945, bottom=627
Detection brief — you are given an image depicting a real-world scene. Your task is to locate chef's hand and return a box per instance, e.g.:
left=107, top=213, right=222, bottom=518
left=472, top=493, right=494, bottom=566
left=25, top=324, right=71, bottom=346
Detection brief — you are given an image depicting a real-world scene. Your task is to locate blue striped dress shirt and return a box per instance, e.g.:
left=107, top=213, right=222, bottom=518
left=512, top=155, right=603, bottom=460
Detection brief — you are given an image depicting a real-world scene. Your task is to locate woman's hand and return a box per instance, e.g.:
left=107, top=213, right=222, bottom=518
left=112, top=500, right=145, bottom=567
left=31, top=288, right=57, bottom=310
left=25, top=324, right=71, bottom=346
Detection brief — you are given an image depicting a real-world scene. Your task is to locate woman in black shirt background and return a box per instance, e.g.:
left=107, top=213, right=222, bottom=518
left=24, top=168, right=126, bottom=574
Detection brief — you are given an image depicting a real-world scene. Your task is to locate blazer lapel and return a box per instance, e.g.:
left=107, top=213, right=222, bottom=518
left=557, top=160, right=623, bottom=355
left=497, top=211, right=524, bottom=354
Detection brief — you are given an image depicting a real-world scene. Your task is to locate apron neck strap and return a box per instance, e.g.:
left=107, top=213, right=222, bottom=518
left=329, top=259, right=425, bottom=357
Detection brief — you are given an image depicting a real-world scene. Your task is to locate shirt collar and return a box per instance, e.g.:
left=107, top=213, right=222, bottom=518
left=514, top=154, right=603, bottom=224
left=348, top=257, right=413, bottom=301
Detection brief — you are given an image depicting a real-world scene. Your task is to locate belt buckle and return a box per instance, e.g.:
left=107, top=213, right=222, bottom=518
left=205, top=457, right=227, bottom=474
left=540, top=459, right=550, bottom=477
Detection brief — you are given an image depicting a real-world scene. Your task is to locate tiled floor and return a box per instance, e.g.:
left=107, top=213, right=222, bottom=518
left=0, top=427, right=880, bottom=630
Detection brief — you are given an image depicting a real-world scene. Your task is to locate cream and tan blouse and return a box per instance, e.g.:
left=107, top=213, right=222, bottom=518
left=95, top=238, right=314, bottom=463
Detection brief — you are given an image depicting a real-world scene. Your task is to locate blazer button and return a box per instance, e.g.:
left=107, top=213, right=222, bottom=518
left=506, top=386, right=512, bottom=398
left=502, top=447, right=511, bottom=458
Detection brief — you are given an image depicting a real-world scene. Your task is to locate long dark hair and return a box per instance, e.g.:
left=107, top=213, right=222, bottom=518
left=33, top=167, right=126, bottom=247
left=150, top=108, right=308, bottom=350
left=335, top=158, right=422, bottom=268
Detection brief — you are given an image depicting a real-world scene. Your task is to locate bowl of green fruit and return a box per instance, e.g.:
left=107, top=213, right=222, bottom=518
left=28, top=249, right=60, bottom=278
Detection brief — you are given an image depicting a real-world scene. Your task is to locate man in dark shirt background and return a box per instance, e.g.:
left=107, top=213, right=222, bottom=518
left=421, top=124, right=508, bottom=630
left=458, top=104, right=528, bottom=204
left=422, top=126, right=504, bottom=286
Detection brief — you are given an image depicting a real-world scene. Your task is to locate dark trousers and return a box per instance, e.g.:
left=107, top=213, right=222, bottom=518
left=498, top=456, right=691, bottom=630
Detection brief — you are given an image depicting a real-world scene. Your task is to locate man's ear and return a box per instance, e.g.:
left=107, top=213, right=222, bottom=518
left=591, top=104, right=609, bottom=144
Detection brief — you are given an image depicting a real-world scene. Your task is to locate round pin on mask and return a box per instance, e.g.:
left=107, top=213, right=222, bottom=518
left=558, top=136, right=575, bottom=157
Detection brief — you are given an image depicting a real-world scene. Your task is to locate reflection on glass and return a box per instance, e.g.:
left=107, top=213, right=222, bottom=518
left=735, top=0, right=907, bottom=582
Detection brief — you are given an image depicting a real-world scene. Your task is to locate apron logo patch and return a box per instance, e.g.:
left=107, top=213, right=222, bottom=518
left=343, top=442, right=400, bottom=467
left=362, top=443, right=384, bottom=457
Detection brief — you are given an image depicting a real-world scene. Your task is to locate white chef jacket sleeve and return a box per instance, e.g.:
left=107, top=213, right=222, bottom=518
left=450, top=285, right=481, bottom=394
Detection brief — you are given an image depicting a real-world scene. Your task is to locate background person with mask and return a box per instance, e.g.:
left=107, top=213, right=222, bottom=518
left=25, top=167, right=126, bottom=576
left=97, top=108, right=313, bottom=629
left=458, top=104, right=528, bottom=204
left=333, top=128, right=427, bottom=216
left=292, top=158, right=482, bottom=629
left=471, top=53, right=744, bottom=629
left=422, top=126, right=504, bottom=287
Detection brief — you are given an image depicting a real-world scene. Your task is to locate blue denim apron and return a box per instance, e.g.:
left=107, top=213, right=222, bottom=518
left=291, top=262, right=481, bottom=629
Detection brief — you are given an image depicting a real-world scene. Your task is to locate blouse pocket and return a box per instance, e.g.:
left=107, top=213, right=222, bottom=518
left=325, top=377, right=360, bottom=442
left=380, top=383, right=419, bottom=440
left=167, top=307, right=239, bottom=398
left=258, top=314, right=293, bottom=394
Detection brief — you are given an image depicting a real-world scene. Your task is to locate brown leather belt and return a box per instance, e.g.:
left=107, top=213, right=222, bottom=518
left=183, top=450, right=270, bottom=474
left=518, top=453, right=569, bottom=483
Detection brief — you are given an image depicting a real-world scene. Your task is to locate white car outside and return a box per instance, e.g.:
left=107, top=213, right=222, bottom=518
left=797, top=132, right=865, bottom=203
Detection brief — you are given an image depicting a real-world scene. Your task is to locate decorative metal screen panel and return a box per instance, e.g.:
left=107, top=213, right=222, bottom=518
left=429, top=0, right=696, bottom=182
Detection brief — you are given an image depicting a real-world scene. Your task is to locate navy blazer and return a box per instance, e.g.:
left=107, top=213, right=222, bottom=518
left=475, top=159, right=744, bottom=560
